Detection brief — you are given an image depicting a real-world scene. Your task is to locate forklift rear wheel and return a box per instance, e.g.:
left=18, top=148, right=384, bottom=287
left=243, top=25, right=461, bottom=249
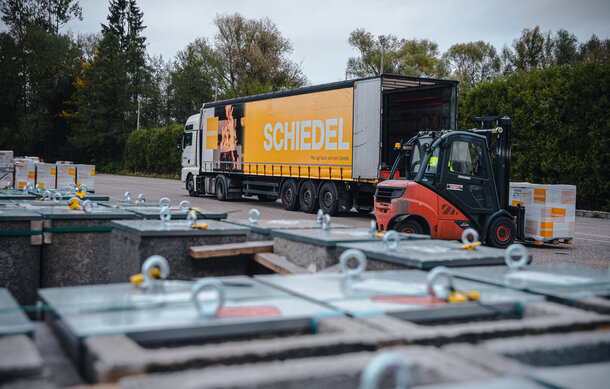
left=487, top=216, right=516, bottom=248
left=394, top=218, right=424, bottom=234
left=299, top=180, right=319, bottom=214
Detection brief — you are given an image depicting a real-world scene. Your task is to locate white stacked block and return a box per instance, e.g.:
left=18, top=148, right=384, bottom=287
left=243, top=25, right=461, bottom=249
left=35, top=163, right=57, bottom=190
left=14, top=158, right=36, bottom=189
left=76, top=164, right=95, bottom=192
left=0, top=150, right=14, bottom=188
left=510, top=182, right=576, bottom=241
left=56, top=163, right=76, bottom=189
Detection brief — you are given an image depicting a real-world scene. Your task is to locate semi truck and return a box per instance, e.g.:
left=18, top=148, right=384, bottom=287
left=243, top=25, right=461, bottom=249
left=179, top=75, right=458, bottom=215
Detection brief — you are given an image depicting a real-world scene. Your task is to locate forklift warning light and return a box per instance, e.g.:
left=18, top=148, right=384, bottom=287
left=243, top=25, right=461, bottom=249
left=394, top=142, right=401, bottom=149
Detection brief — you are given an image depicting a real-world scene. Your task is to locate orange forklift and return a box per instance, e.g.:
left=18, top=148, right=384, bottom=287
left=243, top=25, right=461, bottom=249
left=374, top=116, right=525, bottom=248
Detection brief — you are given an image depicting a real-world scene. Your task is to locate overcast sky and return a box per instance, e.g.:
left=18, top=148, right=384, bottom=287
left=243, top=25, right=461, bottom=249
left=53, top=0, right=610, bottom=85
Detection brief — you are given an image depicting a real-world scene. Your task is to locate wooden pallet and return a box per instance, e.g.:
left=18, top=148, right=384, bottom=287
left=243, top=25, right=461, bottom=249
left=189, top=241, right=273, bottom=259
left=532, top=238, right=572, bottom=246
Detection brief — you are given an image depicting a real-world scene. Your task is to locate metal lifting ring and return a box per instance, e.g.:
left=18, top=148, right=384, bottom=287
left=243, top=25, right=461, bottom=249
left=179, top=200, right=192, bottom=213
left=52, top=191, right=62, bottom=204
left=370, top=220, right=378, bottom=236
left=383, top=230, right=400, bottom=251
left=461, top=228, right=479, bottom=245
left=23, top=182, right=33, bottom=193
left=141, top=255, right=169, bottom=287
left=359, top=352, right=411, bottom=389
left=191, top=278, right=225, bottom=316
left=340, top=249, right=367, bottom=278
left=159, top=197, right=171, bottom=209
left=79, top=184, right=88, bottom=193
left=82, top=200, right=93, bottom=213
left=35, top=184, right=41, bottom=193
left=42, top=190, right=51, bottom=201
left=322, top=214, right=331, bottom=230
left=160, top=207, right=171, bottom=222
left=504, top=243, right=529, bottom=269
left=124, top=192, right=131, bottom=203
left=186, top=210, right=198, bottom=223
left=68, top=182, right=76, bottom=191
left=248, top=208, right=261, bottom=225
left=137, top=193, right=146, bottom=204
left=316, top=209, right=324, bottom=225
left=426, top=266, right=454, bottom=300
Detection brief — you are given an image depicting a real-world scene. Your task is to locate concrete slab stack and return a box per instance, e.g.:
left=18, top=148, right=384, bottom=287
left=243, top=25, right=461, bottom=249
left=271, top=228, right=429, bottom=272
left=75, top=164, right=95, bottom=192
left=0, top=210, right=42, bottom=306
left=32, top=206, right=137, bottom=288
left=34, top=163, right=56, bottom=190
left=337, top=239, right=514, bottom=269
left=452, top=262, right=610, bottom=314
left=109, top=219, right=249, bottom=281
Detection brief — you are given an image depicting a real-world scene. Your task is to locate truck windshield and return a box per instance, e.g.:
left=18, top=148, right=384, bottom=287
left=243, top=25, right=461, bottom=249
left=410, top=138, right=439, bottom=176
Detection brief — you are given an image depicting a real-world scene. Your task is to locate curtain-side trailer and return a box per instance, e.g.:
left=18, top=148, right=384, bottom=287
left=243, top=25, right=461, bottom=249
left=179, top=74, right=458, bottom=215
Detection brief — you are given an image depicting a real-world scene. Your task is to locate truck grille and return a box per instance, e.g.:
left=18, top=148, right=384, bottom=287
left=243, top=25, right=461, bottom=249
left=375, top=187, right=406, bottom=203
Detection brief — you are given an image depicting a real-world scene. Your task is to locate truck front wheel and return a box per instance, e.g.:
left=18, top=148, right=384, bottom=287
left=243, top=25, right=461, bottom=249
left=281, top=179, right=299, bottom=211
left=215, top=175, right=228, bottom=201
left=187, top=175, right=196, bottom=197
left=299, top=180, right=318, bottom=213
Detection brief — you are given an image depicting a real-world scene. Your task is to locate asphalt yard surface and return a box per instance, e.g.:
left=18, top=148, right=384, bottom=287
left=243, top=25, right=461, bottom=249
left=97, top=173, right=610, bottom=270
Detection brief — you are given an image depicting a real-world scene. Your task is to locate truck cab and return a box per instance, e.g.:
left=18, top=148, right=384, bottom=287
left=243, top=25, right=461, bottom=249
left=375, top=117, right=521, bottom=247
left=180, top=114, right=200, bottom=196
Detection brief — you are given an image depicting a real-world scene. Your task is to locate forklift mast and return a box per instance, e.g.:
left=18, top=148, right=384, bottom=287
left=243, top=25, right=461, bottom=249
left=474, top=116, right=512, bottom=211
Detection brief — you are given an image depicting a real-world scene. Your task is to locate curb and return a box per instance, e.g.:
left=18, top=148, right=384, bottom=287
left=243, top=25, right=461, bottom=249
left=575, top=210, right=610, bottom=219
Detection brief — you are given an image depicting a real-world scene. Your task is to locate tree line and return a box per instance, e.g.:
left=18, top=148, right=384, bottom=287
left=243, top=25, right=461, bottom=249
left=0, top=0, right=608, bottom=209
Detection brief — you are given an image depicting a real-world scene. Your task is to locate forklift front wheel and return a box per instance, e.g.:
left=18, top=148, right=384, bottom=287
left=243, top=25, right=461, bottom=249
left=487, top=216, right=516, bottom=248
left=394, top=218, right=424, bottom=235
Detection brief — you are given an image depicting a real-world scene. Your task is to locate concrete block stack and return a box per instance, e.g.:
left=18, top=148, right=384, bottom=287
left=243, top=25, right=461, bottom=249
left=76, top=164, right=95, bottom=192
left=0, top=150, right=14, bottom=188
left=34, top=162, right=56, bottom=190
left=13, top=158, right=36, bottom=189
left=510, top=182, right=576, bottom=243
left=56, top=163, right=76, bottom=189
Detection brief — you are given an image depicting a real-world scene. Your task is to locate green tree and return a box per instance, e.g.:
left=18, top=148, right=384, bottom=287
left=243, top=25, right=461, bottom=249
left=168, top=38, right=215, bottom=123
left=68, top=0, right=149, bottom=166
left=552, top=29, right=579, bottom=66
left=0, top=0, right=82, bottom=159
left=346, top=29, right=447, bottom=78
left=346, top=29, right=401, bottom=77
left=579, top=34, right=610, bottom=65
left=502, top=26, right=553, bottom=73
left=212, top=13, right=307, bottom=98
left=443, top=41, right=500, bottom=91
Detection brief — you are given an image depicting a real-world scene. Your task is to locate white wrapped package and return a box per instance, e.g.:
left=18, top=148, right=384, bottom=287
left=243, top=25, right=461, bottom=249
left=510, top=182, right=576, bottom=241
left=76, top=164, right=95, bottom=192
left=56, top=163, right=76, bottom=189
left=0, top=150, right=13, bottom=168
left=14, top=158, right=36, bottom=189
left=35, top=163, right=57, bottom=190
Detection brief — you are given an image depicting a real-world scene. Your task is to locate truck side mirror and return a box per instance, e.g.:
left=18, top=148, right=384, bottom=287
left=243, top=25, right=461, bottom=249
left=177, top=134, right=183, bottom=149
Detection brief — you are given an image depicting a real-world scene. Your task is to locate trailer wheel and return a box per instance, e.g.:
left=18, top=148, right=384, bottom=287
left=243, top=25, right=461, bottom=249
left=319, top=182, right=339, bottom=216
left=299, top=180, right=318, bottom=213
left=186, top=174, right=196, bottom=197
left=487, top=216, right=516, bottom=248
left=215, top=175, right=228, bottom=201
left=394, top=218, right=424, bottom=234
left=280, top=179, right=299, bottom=211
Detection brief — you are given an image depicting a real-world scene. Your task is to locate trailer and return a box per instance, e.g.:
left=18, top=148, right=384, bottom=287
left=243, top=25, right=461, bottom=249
left=180, top=75, right=458, bottom=215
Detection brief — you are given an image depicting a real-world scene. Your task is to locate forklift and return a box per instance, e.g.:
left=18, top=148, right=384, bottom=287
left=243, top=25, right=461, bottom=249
left=374, top=116, right=525, bottom=248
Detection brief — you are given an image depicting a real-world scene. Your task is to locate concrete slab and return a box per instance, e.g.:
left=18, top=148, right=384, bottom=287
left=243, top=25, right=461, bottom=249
left=0, top=210, right=42, bottom=305
left=223, top=217, right=351, bottom=241
left=272, top=228, right=427, bottom=271
left=336, top=240, right=511, bottom=269
left=0, top=336, right=44, bottom=381
left=0, top=289, right=34, bottom=337
left=116, top=346, right=496, bottom=389
left=444, top=331, right=610, bottom=389
left=32, top=207, right=137, bottom=288
left=109, top=220, right=250, bottom=281
left=452, top=263, right=610, bottom=313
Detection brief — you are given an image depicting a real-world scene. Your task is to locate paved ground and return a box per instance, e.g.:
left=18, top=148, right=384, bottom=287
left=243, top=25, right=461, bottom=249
left=97, top=174, right=610, bottom=270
